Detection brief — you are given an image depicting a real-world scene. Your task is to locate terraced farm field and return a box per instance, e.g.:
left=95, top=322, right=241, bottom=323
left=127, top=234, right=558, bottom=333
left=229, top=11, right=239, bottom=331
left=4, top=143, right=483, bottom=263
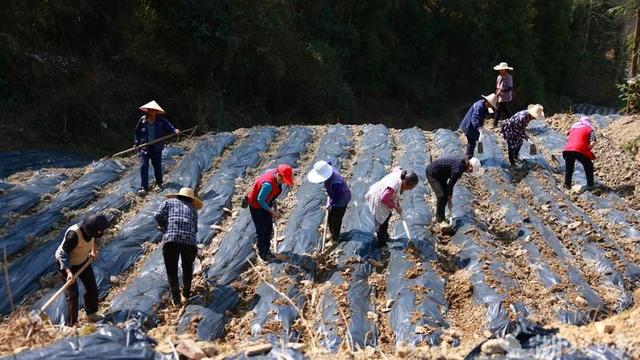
left=0, top=114, right=639, bottom=359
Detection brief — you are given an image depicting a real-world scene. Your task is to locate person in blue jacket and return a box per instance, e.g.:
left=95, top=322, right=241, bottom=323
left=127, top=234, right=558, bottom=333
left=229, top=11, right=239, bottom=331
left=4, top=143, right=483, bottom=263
left=134, top=100, right=180, bottom=195
left=459, top=94, right=497, bottom=159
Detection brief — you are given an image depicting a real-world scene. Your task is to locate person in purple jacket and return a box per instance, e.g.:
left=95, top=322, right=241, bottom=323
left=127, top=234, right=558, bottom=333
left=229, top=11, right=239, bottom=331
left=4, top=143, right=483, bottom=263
left=307, top=160, right=351, bottom=241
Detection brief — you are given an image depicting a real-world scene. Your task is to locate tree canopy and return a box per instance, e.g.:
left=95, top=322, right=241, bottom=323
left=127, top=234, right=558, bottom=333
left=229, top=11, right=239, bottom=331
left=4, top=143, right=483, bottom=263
left=0, top=0, right=628, bottom=153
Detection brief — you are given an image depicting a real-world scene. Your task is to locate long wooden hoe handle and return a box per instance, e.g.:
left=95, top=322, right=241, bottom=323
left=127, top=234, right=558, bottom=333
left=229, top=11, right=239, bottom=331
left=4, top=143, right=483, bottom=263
left=39, top=259, right=92, bottom=313
left=112, top=126, right=198, bottom=158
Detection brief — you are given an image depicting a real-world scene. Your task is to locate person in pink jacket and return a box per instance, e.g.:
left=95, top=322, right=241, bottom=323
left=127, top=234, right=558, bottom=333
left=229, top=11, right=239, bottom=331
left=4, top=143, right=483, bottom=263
left=493, top=62, right=514, bottom=126
left=563, top=117, right=596, bottom=190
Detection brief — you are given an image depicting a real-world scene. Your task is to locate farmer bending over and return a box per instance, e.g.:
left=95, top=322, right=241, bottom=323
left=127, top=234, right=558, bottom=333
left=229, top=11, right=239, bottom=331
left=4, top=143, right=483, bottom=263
left=55, top=212, right=110, bottom=326
left=459, top=94, right=498, bottom=158
left=501, top=104, right=545, bottom=166
left=426, top=157, right=482, bottom=227
left=246, top=164, right=294, bottom=261
left=366, top=169, right=419, bottom=248
left=563, top=116, right=597, bottom=190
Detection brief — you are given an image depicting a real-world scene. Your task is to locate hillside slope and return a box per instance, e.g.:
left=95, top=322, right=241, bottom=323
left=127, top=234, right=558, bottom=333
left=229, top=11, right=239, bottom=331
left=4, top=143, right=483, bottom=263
left=0, top=115, right=639, bottom=359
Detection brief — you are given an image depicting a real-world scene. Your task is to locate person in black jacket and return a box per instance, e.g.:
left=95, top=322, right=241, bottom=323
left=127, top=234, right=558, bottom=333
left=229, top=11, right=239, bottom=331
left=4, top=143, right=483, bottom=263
left=426, top=157, right=481, bottom=225
left=54, top=213, right=110, bottom=326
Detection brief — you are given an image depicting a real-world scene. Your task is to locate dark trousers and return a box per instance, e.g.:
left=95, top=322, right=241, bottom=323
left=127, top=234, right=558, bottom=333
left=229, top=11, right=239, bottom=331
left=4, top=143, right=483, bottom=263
left=507, top=144, right=522, bottom=166
left=465, top=134, right=477, bottom=159
left=427, top=175, right=447, bottom=222
left=376, top=214, right=392, bottom=247
left=250, top=207, right=273, bottom=259
left=56, top=259, right=98, bottom=326
left=162, top=241, right=198, bottom=302
left=327, top=206, right=347, bottom=241
left=563, top=151, right=594, bottom=187
left=140, top=150, right=163, bottom=191
left=494, top=102, right=511, bottom=125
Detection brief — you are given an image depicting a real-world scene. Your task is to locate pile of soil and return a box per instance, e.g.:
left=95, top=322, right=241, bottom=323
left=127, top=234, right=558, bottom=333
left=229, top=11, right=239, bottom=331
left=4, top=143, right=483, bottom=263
left=555, top=289, right=640, bottom=356
left=0, top=309, right=79, bottom=356
left=545, top=114, right=640, bottom=209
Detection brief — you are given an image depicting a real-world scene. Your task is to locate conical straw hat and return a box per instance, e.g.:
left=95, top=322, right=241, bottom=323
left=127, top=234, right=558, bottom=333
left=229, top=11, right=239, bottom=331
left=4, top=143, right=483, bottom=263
left=139, top=100, right=165, bottom=114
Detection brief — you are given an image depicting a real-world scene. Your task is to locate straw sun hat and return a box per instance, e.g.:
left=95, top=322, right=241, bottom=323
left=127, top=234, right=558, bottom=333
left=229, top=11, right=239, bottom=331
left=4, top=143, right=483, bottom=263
left=139, top=100, right=165, bottom=114
left=493, top=62, right=514, bottom=71
left=166, top=187, right=203, bottom=210
left=307, top=161, right=333, bottom=184
left=527, top=104, right=545, bottom=120
left=481, top=93, right=498, bottom=114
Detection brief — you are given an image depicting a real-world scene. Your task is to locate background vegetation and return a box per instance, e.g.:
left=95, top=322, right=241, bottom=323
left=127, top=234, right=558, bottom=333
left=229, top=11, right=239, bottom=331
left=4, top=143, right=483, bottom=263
left=0, top=0, right=631, bottom=154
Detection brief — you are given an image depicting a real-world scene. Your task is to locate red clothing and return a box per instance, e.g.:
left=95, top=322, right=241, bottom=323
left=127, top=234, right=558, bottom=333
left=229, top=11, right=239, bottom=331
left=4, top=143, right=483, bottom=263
left=247, top=169, right=281, bottom=209
left=563, top=127, right=595, bottom=160
left=380, top=187, right=399, bottom=210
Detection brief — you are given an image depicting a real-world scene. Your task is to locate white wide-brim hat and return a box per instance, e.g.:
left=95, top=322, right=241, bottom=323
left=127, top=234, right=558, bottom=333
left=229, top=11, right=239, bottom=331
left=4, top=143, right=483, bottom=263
left=166, top=187, right=203, bottom=210
left=527, top=104, right=545, bottom=120
left=139, top=100, right=165, bottom=114
left=469, top=157, right=485, bottom=177
left=493, top=62, right=514, bottom=71
left=307, top=160, right=333, bottom=184
left=481, top=93, right=498, bottom=113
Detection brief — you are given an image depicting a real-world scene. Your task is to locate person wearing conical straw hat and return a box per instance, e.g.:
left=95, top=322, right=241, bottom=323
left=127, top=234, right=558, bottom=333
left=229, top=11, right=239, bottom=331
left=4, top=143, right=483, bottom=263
left=245, top=164, right=295, bottom=261
left=155, top=187, right=202, bottom=306
left=134, top=100, right=180, bottom=195
left=493, top=62, right=514, bottom=126
left=459, top=94, right=498, bottom=159
left=500, top=104, right=545, bottom=166
left=307, top=160, right=351, bottom=242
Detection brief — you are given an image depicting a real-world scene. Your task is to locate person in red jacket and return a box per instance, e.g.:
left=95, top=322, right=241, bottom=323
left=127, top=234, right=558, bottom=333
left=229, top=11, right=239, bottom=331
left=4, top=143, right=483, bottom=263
left=563, top=116, right=596, bottom=190
left=246, top=164, right=294, bottom=261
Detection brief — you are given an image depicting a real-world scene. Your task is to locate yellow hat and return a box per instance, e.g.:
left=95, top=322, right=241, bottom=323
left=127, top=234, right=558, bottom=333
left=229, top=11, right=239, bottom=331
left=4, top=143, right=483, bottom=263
left=166, top=187, right=203, bottom=210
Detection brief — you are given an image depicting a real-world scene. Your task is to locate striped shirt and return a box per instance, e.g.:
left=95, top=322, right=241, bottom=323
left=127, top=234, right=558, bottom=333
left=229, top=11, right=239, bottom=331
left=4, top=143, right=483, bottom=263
left=155, top=198, right=198, bottom=246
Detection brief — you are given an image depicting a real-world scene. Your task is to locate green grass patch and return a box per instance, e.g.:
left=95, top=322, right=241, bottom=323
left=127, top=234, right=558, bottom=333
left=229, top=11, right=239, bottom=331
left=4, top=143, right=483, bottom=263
left=622, top=136, right=640, bottom=156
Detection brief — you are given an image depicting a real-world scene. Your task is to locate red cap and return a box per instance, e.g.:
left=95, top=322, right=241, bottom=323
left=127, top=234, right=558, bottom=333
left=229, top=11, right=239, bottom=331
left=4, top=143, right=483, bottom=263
left=277, top=164, right=294, bottom=186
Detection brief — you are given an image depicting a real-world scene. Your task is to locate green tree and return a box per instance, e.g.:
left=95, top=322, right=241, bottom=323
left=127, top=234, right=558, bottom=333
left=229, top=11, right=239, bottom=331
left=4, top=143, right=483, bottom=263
left=609, top=0, right=640, bottom=77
